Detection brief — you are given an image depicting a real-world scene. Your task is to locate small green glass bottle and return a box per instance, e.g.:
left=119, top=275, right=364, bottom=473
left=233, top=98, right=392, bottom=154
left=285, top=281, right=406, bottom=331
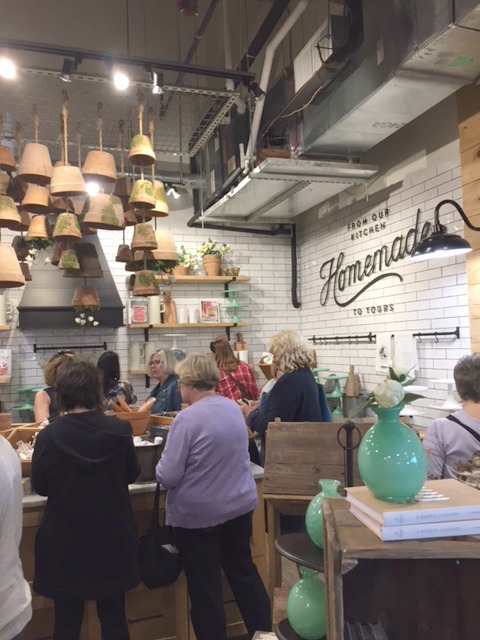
left=305, top=478, right=342, bottom=548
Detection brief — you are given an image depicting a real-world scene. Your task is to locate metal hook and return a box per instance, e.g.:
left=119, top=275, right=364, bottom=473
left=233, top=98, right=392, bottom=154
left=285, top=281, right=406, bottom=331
left=336, top=337, right=340, bottom=345
left=417, top=335, right=422, bottom=343
left=356, top=336, right=359, bottom=344
left=435, top=332, right=439, bottom=343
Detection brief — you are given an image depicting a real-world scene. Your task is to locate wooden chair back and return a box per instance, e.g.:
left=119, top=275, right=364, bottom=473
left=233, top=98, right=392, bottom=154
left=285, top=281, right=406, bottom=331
left=263, top=419, right=374, bottom=497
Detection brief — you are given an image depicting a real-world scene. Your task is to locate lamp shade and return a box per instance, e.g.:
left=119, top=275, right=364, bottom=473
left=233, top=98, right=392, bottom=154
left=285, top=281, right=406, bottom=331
left=411, top=225, right=472, bottom=262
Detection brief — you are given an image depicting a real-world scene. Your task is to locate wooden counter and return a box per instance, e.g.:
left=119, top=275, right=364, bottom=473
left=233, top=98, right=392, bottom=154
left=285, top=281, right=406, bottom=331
left=21, top=466, right=266, bottom=640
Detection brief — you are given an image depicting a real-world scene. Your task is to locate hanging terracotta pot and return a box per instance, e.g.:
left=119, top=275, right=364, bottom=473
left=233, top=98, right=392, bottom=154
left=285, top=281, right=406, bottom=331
left=202, top=254, right=221, bottom=276
left=20, top=261, right=32, bottom=282
left=0, top=171, right=10, bottom=194
left=71, top=285, right=100, bottom=309
left=132, top=270, right=159, bottom=297
left=51, top=197, right=74, bottom=214
left=17, top=142, right=53, bottom=185
left=128, top=134, right=156, bottom=167
left=124, top=208, right=137, bottom=226
left=82, top=150, right=117, bottom=183
left=131, top=223, right=157, bottom=251
left=16, top=209, right=32, bottom=231
left=133, top=208, right=153, bottom=222
left=150, top=180, right=169, bottom=217
left=53, top=212, right=82, bottom=242
left=21, top=185, right=51, bottom=214
left=113, top=175, right=132, bottom=201
left=152, top=230, right=178, bottom=261
left=63, top=243, right=103, bottom=278
left=50, top=165, right=87, bottom=196
left=0, top=195, right=22, bottom=230
left=58, top=249, right=80, bottom=270
left=0, top=245, right=26, bottom=288
left=51, top=241, right=70, bottom=266
left=82, top=194, right=125, bottom=230
left=26, top=214, right=52, bottom=240
left=6, top=176, right=27, bottom=205
left=0, top=146, right=15, bottom=172
left=12, top=236, right=30, bottom=261
left=115, top=244, right=134, bottom=263
left=129, top=179, right=155, bottom=209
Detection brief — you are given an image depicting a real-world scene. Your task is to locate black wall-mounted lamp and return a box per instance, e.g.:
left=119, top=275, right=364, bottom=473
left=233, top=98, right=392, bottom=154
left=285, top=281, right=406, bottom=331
left=411, top=199, right=474, bottom=262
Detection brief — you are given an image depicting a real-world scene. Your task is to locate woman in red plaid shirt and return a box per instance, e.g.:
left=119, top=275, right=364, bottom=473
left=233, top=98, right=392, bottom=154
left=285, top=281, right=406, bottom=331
left=210, top=336, right=258, bottom=403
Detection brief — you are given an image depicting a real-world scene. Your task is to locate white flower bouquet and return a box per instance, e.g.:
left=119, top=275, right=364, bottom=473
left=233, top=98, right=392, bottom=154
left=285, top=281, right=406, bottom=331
left=348, top=367, right=423, bottom=417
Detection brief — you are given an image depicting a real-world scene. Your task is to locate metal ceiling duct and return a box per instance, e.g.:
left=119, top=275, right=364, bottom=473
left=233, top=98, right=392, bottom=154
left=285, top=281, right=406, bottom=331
left=302, top=0, right=480, bottom=155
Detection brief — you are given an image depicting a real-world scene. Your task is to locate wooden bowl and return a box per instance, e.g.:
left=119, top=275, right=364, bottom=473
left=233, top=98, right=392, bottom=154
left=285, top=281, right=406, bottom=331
left=114, top=410, right=151, bottom=436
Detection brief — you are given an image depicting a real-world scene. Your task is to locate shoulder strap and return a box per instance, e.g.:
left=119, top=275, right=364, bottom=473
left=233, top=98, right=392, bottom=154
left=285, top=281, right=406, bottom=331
left=446, top=414, right=480, bottom=445
left=224, top=368, right=252, bottom=400
left=148, top=482, right=164, bottom=532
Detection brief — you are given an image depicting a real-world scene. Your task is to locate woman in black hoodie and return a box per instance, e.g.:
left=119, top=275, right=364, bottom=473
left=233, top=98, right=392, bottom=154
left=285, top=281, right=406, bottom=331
left=31, top=359, right=140, bottom=640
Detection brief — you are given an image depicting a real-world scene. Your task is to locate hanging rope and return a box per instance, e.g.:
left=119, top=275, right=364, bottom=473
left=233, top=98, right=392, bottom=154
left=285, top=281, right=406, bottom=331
left=33, top=104, right=39, bottom=144
left=58, top=115, right=64, bottom=165
left=149, top=106, right=156, bottom=190
left=15, top=121, right=21, bottom=163
left=97, top=102, right=103, bottom=152
left=61, top=90, right=69, bottom=165
left=118, top=119, right=125, bottom=175
left=76, top=123, right=82, bottom=168
left=137, top=91, right=145, bottom=180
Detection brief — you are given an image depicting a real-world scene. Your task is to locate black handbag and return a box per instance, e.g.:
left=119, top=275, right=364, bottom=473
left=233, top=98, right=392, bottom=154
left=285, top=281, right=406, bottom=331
left=138, top=483, right=182, bottom=589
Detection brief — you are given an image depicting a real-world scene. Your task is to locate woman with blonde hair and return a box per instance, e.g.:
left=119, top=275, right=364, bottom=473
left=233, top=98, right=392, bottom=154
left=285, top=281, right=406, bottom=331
left=147, top=348, right=182, bottom=414
left=34, top=349, right=76, bottom=421
left=240, top=330, right=330, bottom=445
left=156, top=353, right=271, bottom=640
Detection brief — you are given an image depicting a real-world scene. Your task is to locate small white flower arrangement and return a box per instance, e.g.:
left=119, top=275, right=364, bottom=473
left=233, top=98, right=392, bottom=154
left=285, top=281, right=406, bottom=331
left=197, top=238, right=231, bottom=257
left=348, top=367, right=423, bottom=417
left=177, top=245, right=197, bottom=268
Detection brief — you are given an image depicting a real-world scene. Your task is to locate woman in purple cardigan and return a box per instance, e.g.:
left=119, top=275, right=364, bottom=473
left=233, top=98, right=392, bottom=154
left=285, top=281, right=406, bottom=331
left=156, top=353, right=271, bottom=640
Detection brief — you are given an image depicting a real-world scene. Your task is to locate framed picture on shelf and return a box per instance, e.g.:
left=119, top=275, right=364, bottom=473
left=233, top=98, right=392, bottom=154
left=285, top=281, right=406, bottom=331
left=127, top=298, right=149, bottom=325
left=199, top=300, right=221, bottom=323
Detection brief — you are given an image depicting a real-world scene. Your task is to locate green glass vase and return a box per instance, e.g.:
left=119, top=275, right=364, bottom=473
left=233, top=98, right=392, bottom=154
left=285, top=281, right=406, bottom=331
left=358, top=405, right=427, bottom=503
left=305, top=478, right=342, bottom=548
left=286, top=566, right=327, bottom=640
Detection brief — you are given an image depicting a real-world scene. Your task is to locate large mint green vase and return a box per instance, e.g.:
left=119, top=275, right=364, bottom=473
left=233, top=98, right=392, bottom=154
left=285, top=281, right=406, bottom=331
left=286, top=566, right=327, bottom=640
left=358, top=405, right=427, bottom=503
left=305, top=478, right=342, bottom=548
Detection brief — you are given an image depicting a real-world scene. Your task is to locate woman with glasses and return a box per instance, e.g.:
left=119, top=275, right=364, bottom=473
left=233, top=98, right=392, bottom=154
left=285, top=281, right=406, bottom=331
left=156, top=353, right=271, bottom=640
left=147, top=349, right=182, bottom=414
left=34, top=350, right=76, bottom=422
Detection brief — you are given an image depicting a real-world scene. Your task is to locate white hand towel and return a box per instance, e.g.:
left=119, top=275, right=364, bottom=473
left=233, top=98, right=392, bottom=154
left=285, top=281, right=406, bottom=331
left=376, top=333, right=392, bottom=373
left=393, top=333, right=418, bottom=373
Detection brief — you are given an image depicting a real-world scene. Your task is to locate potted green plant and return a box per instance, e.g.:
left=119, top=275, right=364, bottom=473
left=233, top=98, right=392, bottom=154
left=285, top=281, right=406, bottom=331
left=197, top=239, right=231, bottom=276
left=173, top=245, right=197, bottom=276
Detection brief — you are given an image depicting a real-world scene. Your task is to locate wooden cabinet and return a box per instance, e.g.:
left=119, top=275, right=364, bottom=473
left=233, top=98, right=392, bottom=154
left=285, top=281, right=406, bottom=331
left=323, top=498, right=480, bottom=640
left=21, top=476, right=266, bottom=640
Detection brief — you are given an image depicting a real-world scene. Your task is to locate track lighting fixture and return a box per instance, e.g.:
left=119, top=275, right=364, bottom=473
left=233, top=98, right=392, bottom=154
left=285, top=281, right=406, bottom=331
left=60, top=57, right=78, bottom=83
left=112, top=69, right=130, bottom=91
left=151, top=70, right=164, bottom=95
left=0, top=56, right=16, bottom=80
left=249, top=81, right=265, bottom=101
left=178, top=0, right=199, bottom=16
left=166, top=184, right=181, bottom=199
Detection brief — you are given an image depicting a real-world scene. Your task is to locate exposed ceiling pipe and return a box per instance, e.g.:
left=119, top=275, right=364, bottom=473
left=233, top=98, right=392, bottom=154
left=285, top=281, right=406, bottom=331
left=244, top=0, right=312, bottom=171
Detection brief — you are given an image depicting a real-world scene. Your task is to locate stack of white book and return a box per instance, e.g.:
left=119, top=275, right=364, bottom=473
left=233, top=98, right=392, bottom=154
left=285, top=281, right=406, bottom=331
left=346, top=479, right=480, bottom=541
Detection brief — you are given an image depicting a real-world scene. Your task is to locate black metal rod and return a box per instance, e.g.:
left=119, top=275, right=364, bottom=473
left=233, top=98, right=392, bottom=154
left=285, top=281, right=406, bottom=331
left=33, top=342, right=107, bottom=353
left=0, top=38, right=255, bottom=83
left=291, top=224, right=301, bottom=309
left=309, top=327, right=460, bottom=344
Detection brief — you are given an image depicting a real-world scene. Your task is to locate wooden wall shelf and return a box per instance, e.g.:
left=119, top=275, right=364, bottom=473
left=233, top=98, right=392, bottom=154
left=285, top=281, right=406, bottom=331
left=156, top=275, right=250, bottom=284
left=0, top=325, right=11, bottom=331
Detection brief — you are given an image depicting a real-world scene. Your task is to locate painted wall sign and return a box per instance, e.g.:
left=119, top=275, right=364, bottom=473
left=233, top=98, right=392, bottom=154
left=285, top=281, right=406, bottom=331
left=320, top=209, right=430, bottom=307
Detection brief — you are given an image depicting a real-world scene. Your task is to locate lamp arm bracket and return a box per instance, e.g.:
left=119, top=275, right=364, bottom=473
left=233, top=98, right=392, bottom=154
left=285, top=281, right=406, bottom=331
left=435, top=199, right=480, bottom=232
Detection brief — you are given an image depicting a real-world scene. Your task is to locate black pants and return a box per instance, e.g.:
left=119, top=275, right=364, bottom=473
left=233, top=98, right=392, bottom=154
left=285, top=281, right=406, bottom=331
left=174, top=511, right=271, bottom=640
left=53, top=594, right=129, bottom=640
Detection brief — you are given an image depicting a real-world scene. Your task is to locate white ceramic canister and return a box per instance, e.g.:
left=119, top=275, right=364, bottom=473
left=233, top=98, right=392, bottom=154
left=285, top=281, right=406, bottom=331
left=236, top=350, right=249, bottom=364
left=0, top=295, right=13, bottom=326
left=148, top=295, right=162, bottom=325
left=188, top=306, right=200, bottom=323
left=177, top=306, right=189, bottom=324
left=129, top=342, right=145, bottom=371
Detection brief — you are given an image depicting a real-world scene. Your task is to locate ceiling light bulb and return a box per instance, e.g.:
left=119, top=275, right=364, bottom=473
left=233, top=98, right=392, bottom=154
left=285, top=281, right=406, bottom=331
left=151, top=70, right=164, bottom=95
left=0, top=57, right=16, bottom=80
left=60, top=58, right=76, bottom=83
left=86, top=181, right=100, bottom=196
left=113, top=71, right=130, bottom=91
